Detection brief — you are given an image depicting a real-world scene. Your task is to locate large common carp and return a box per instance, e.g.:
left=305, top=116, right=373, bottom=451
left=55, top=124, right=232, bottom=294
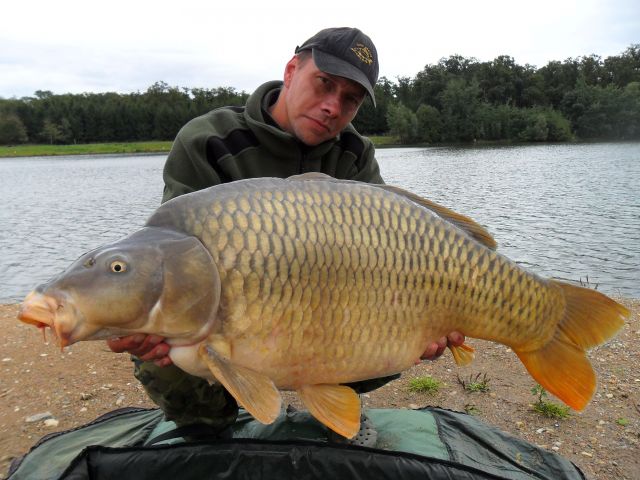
left=18, top=174, right=628, bottom=438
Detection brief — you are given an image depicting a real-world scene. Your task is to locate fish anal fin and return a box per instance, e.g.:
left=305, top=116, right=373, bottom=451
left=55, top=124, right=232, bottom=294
left=516, top=281, right=628, bottom=410
left=198, top=343, right=281, bottom=424
left=298, top=384, right=361, bottom=439
left=450, top=342, right=475, bottom=366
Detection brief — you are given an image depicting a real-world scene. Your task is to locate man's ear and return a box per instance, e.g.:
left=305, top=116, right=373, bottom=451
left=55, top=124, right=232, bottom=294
left=283, top=55, right=298, bottom=87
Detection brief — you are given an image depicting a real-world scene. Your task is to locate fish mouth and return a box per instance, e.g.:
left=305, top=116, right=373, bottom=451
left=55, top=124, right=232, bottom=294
left=18, top=291, right=72, bottom=348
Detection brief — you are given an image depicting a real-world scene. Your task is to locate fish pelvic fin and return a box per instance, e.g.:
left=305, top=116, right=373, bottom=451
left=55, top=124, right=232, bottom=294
left=450, top=343, right=475, bottom=366
left=298, top=384, right=361, bottom=439
left=515, top=281, right=628, bottom=411
left=198, top=343, right=281, bottom=424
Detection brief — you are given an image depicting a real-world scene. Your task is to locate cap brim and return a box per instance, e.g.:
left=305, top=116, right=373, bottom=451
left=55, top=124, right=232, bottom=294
left=312, top=49, right=376, bottom=107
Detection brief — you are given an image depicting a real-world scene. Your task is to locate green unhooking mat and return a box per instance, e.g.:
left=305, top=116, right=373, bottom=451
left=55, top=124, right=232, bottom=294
left=7, top=406, right=585, bottom=480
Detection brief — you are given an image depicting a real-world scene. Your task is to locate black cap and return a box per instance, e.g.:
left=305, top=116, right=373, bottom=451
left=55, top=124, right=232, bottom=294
left=295, top=27, right=379, bottom=107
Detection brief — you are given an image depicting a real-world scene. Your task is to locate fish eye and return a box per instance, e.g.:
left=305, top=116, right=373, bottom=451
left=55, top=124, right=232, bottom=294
left=110, top=260, right=127, bottom=273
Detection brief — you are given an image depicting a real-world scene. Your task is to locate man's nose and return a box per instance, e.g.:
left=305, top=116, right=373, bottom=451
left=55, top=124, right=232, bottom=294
left=321, top=93, right=341, bottom=117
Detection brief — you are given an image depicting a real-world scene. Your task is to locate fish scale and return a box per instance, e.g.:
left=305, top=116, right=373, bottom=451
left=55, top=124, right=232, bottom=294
left=193, top=182, right=502, bottom=378
left=18, top=174, right=628, bottom=439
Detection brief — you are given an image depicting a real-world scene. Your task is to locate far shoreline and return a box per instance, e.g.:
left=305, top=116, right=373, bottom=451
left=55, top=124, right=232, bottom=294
left=3, top=138, right=638, bottom=158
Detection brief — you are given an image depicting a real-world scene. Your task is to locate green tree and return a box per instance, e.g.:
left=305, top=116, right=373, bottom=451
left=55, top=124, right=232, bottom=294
left=519, top=111, right=549, bottom=141
left=543, top=108, right=573, bottom=141
left=603, top=45, right=640, bottom=87
left=439, top=79, right=481, bottom=141
left=386, top=102, right=418, bottom=143
left=415, top=104, right=442, bottom=143
left=353, top=77, right=394, bottom=134
left=0, top=113, right=29, bottom=144
left=40, top=119, right=64, bottom=144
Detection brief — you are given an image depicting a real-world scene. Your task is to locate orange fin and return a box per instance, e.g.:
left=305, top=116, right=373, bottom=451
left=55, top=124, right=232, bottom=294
left=449, top=343, right=475, bottom=366
left=298, top=384, right=361, bottom=439
left=199, top=344, right=282, bottom=424
left=515, top=281, right=627, bottom=410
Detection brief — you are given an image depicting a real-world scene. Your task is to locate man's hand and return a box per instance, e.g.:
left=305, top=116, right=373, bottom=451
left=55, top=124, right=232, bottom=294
left=418, top=332, right=465, bottom=362
left=107, top=334, right=173, bottom=367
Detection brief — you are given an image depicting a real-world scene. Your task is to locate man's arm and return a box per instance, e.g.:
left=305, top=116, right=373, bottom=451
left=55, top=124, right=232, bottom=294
left=162, top=121, right=223, bottom=204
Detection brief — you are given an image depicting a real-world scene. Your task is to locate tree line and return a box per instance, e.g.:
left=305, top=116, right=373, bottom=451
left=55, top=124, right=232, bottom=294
left=1, top=45, right=639, bottom=145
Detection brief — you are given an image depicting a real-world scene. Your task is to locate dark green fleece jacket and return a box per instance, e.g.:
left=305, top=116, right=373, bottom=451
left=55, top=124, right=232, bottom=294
left=162, top=80, right=383, bottom=203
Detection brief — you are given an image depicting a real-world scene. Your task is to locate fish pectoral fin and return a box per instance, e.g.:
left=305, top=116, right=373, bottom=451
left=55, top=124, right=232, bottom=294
left=450, top=342, right=475, bottom=366
left=198, top=344, right=281, bottom=425
left=298, top=384, right=361, bottom=439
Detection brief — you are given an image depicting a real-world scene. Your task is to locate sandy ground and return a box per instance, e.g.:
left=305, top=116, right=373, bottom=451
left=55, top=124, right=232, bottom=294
left=1, top=299, right=638, bottom=479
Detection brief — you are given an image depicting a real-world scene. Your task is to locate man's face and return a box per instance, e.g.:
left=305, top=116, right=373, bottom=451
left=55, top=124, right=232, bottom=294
left=276, top=55, right=367, bottom=146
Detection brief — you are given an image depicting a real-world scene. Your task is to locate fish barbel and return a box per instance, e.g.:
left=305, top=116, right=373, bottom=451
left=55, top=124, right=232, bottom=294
left=18, top=173, right=628, bottom=438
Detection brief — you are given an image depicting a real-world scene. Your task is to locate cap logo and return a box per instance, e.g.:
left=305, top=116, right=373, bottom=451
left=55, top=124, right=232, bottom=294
left=350, top=43, right=374, bottom=65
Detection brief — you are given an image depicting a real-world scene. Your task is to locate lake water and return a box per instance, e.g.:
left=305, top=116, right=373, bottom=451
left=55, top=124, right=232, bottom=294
left=1, top=142, right=638, bottom=303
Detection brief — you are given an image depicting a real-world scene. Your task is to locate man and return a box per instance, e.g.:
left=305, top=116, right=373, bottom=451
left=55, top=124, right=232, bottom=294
left=108, top=27, right=464, bottom=436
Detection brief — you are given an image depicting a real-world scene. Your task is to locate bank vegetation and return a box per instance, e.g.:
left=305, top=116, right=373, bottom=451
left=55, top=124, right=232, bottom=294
left=0, top=45, right=638, bottom=147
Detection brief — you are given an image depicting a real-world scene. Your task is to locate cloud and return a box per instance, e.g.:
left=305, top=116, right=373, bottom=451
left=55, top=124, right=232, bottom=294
left=1, top=0, right=638, bottom=98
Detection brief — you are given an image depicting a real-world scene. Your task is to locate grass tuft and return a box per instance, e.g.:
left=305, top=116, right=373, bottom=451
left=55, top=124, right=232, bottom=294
left=408, top=376, right=441, bottom=394
left=458, top=372, right=490, bottom=393
left=531, top=385, right=570, bottom=419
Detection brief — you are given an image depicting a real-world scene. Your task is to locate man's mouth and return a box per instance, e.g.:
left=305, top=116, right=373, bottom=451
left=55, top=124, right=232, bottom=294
left=307, top=116, right=331, bottom=132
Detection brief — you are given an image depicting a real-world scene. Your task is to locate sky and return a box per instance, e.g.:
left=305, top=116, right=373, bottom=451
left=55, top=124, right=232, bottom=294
left=1, top=0, right=638, bottom=99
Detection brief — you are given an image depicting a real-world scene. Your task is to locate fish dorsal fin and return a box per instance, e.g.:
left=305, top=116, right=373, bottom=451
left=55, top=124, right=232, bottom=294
left=198, top=343, right=281, bottom=424
left=286, top=174, right=497, bottom=250
left=376, top=185, right=497, bottom=250
left=298, top=384, right=361, bottom=439
left=287, top=172, right=334, bottom=181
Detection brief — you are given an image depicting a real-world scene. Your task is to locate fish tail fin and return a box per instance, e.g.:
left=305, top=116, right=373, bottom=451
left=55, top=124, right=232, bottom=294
left=449, top=343, right=475, bottom=366
left=515, top=281, right=628, bottom=410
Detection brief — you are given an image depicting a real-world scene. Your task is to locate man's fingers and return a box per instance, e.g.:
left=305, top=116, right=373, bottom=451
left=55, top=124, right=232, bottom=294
left=447, top=331, right=465, bottom=347
left=106, top=334, right=145, bottom=353
left=433, top=336, right=448, bottom=358
left=154, top=357, right=174, bottom=367
left=138, top=342, right=172, bottom=362
left=106, top=334, right=167, bottom=357
left=420, top=336, right=447, bottom=360
left=129, top=335, right=163, bottom=356
left=420, top=332, right=466, bottom=361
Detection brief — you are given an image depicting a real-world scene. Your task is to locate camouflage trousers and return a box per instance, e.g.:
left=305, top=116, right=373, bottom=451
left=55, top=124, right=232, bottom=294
left=133, top=358, right=238, bottom=430
left=134, top=357, right=400, bottom=430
